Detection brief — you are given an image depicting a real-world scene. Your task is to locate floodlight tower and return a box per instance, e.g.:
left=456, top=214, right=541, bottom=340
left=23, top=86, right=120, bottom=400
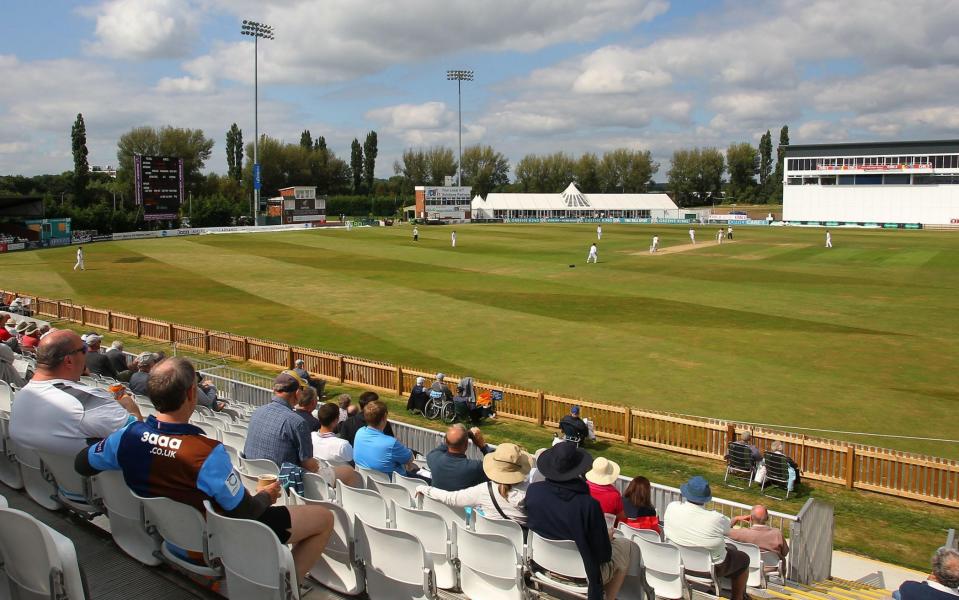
left=241, top=19, right=274, bottom=225
left=446, top=69, right=473, bottom=186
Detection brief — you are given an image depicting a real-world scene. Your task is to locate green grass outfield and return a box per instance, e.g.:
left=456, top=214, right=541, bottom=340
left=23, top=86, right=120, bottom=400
left=3, top=223, right=958, bottom=458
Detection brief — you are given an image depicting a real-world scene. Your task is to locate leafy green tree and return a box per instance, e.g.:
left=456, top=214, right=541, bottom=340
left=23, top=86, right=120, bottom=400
left=313, top=136, right=326, bottom=152
left=350, top=138, right=363, bottom=193
left=393, top=146, right=457, bottom=192
left=726, top=142, right=759, bottom=202
left=667, top=148, right=725, bottom=207
left=598, top=148, right=658, bottom=193
left=71, top=113, right=89, bottom=203
left=514, top=152, right=575, bottom=192
left=225, top=123, right=243, bottom=181
left=460, top=144, right=510, bottom=198
left=574, top=153, right=601, bottom=192
left=363, top=131, right=378, bottom=194
left=759, top=130, right=773, bottom=192
left=190, top=194, right=242, bottom=227
left=116, top=126, right=214, bottom=194
left=773, top=125, right=790, bottom=203
left=299, top=130, right=313, bottom=150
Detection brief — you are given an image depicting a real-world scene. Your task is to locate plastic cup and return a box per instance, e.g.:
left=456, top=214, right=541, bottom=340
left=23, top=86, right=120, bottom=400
left=256, top=474, right=278, bottom=492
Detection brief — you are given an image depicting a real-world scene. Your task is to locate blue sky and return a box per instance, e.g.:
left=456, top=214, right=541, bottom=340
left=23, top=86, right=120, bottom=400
left=2, top=0, right=958, bottom=179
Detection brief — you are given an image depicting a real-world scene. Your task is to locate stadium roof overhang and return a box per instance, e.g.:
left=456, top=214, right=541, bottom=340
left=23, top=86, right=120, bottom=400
left=0, top=196, right=44, bottom=218
left=785, top=139, right=959, bottom=158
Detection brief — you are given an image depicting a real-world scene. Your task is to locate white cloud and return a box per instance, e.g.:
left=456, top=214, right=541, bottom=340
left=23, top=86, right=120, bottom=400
left=366, top=102, right=452, bottom=131
left=85, top=0, right=201, bottom=60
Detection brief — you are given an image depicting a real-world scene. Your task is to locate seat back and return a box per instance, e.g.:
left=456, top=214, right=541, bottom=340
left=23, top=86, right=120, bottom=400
left=455, top=522, right=525, bottom=600
left=619, top=522, right=662, bottom=542
left=357, top=464, right=392, bottom=486
left=392, top=502, right=457, bottom=589
left=763, top=452, right=791, bottom=484
left=302, top=472, right=332, bottom=501
left=474, top=513, right=525, bottom=557
left=0, top=507, right=88, bottom=600
left=369, top=479, right=414, bottom=510
left=336, top=480, right=390, bottom=527
left=136, top=493, right=210, bottom=560
left=300, top=499, right=364, bottom=595
left=203, top=501, right=298, bottom=600
left=726, top=442, right=754, bottom=479
left=673, top=542, right=713, bottom=573
left=527, top=531, right=587, bottom=579
left=634, top=537, right=685, bottom=600
left=393, top=473, right=424, bottom=506
left=94, top=470, right=162, bottom=566
left=761, top=549, right=785, bottom=581
left=11, top=442, right=61, bottom=510
left=0, top=413, right=23, bottom=489
left=37, top=450, right=97, bottom=509
left=0, top=380, right=11, bottom=412
left=239, top=456, right=279, bottom=477
left=354, top=517, right=435, bottom=600
left=421, top=494, right=470, bottom=529
left=727, top=538, right=764, bottom=588
left=221, top=430, right=246, bottom=450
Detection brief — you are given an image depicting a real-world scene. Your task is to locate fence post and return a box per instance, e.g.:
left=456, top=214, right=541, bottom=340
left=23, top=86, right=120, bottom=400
left=396, top=366, right=403, bottom=396
left=168, top=323, right=174, bottom=343
left=338, top=355, right=345, bottom=383
left=203, top=330, right=210, bottom=354
left=80, top=306, right=86, bottom=325
left=726, top=423, right=736, bottom=446
left=624, top=407, right=632, bottom=445
left=537, top=392, right=545, bottom=427
left=845, top=446, right=856, bottom=489
left=107, top=311, right=113, bottom=332
left=135, top=317, right=142, bottom=338
left=56, top=302, right=62, bottom=319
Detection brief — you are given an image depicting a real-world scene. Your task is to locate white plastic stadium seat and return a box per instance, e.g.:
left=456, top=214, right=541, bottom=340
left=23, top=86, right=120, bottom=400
left=420, top=494, right=470, bottom=529
left=203, top=501, right=299, bottom=600
left=0, top=413, right=23, bottom=489
left=726, top=538, right=765, bottom=588
left=762, top=549, right=785, bottom=583
left=632, top=536, right=686, bottom=600
left=393, top=473, right=425, bottom=506
left=0, top=507, right=88, bottom=599
left=473, top=512, right=526, bottom=558
left=392, top=502, right=458, bottom=590
left=220, top=430, right=247, bottom=450
left=356, top=464, right=391, bottom=487
left=0, top=381, right=12, bottom=412
left=93, top=470, right=162, bottom=566
left=672, top=542, right=721, bottom=597
left=135, top=492, right=221, bottom=579
left=335, top=480, right=390, bottom=528
left=455, top=522, right=526, bottom=600
left=37, top=451, right=101, bottom=517
left=369, top=478, right=415, bottom=510
left=354, top=516, right=437, bottom=600
left=619, top=521, right=663, bottom=542
left=299, top=499, right=364, bottom=595
left=526, top=532, right=590, bottom=597
left=11, top=443, right=61, bottom=510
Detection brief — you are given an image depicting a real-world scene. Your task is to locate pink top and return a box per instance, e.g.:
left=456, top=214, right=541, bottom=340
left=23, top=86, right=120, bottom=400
left=587, top=481, right=625, bottom=521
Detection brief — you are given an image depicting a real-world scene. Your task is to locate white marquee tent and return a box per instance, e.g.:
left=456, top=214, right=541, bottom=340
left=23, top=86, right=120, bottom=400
left=472, top=182, right=678, bottom=220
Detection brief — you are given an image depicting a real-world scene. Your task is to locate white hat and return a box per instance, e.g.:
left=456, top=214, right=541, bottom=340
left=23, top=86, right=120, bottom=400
left=84, top=333, right=102, bottom=344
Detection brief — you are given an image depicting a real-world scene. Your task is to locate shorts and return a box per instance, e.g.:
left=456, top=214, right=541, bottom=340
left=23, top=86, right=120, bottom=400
left=600, top=537, right=632, bottom=583
left=713, top=544, right=749, bottom=578
left=257, top=506, right=293, bottom=544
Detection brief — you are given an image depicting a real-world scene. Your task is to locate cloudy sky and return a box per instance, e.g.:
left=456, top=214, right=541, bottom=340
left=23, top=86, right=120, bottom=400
left=3, top=0, right=959, bottom=179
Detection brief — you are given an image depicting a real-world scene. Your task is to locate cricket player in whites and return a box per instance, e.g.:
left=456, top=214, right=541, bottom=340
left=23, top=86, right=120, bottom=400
left=825, top=229, right=832, bottom=248
left=74, top=245, right=85, bottom=271
left=650, top=235, right=660, bottom=253
left=587, top=243, right=598, bottom=263
left=451, top=230, right=457, bottom=248
left=689, top=228, right=696, bottom=244
left=596, top=224, right=602, bottom=240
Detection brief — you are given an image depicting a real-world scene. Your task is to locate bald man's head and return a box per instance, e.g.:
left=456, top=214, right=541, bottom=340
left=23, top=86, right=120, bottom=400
left=445, top=424, right=469, bottom=453
left=147, top=357, right=196, bottom=413
left=35, top=330, right=86, bottom=380
left=751, top=505, right=769, bottom=525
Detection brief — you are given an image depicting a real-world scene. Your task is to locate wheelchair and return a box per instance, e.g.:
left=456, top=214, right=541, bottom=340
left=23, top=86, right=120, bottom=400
left=424, top=388, right=455, bottom=423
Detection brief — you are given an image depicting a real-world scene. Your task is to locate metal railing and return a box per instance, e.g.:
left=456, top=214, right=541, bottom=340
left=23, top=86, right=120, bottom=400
left=788, top=498, right=834, bottom=584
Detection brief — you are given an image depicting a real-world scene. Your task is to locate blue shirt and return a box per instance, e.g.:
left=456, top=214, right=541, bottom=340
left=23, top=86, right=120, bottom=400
left=87, top=416, right=244, bottom=513
left=353, top=425, right=413, bottom=475
left=244, top=397, right=313, bottom=466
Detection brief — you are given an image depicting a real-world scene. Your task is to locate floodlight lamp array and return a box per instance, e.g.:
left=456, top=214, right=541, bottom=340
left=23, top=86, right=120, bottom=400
left=241, top=20, right=275, bottom=40
left=446, top=69, right=474, bottom=81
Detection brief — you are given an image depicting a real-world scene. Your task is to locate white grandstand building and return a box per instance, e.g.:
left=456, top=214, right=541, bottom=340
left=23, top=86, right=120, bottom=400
left=783, top=139, right=959, bottom=227
left=472, top=182, right=679, bottom=220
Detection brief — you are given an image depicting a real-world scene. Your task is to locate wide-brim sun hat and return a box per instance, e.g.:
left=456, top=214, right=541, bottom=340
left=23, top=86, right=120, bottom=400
left=483, top=443, right=532, bottom=485
left=536, top=441, right=593, bottom=482
left=680, top=475, right=713, bottom=504
left=585, top=456, right=621, bottom=486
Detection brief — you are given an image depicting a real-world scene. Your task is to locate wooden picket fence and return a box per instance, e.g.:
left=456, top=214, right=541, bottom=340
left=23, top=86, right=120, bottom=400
left=6, top=289, right=958, bottom=508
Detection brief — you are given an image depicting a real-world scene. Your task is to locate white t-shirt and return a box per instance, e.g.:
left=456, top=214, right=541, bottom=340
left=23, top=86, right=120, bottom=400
left=10, top=378, right=132, bottom=455
left=663, top=500, right=731, bottom=563
left=312, top=431, right=353, bottom=464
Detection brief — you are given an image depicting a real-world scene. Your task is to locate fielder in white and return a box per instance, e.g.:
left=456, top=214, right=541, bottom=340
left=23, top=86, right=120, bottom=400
left=649, top=235, right=660, bottom=253
left=587, top=243, right=598, bottom=263
left=73, top=246, right=85, bottom=271
left=689, top=228, right=696, bottom=244
left=717, top=229, right=724, bottom=244
left=451, top=231, right=457, bottom=248
left=596, top=224, right=602, bottom=240
left=825, top=230, right=832, bottom=248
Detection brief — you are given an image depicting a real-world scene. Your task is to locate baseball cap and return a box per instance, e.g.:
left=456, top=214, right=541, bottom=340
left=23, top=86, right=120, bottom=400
left=571, top=405, right=580, bottom=415
left=84, top=333, right=102, bottom=344
left=274, top=370, right=306, bottom=392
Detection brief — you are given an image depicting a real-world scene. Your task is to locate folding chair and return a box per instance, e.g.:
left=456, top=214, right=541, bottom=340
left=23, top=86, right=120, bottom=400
left=203, top=501, right=299, bottom=600
left=724, top=442, right=755, bottom=489
left=0, top=507, right=88, bottom=599
left=354, top=516, right=437, bottom=600
left=761, top=452, right=793, bottom=499
left=455, top=522, right=526, bottom=600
